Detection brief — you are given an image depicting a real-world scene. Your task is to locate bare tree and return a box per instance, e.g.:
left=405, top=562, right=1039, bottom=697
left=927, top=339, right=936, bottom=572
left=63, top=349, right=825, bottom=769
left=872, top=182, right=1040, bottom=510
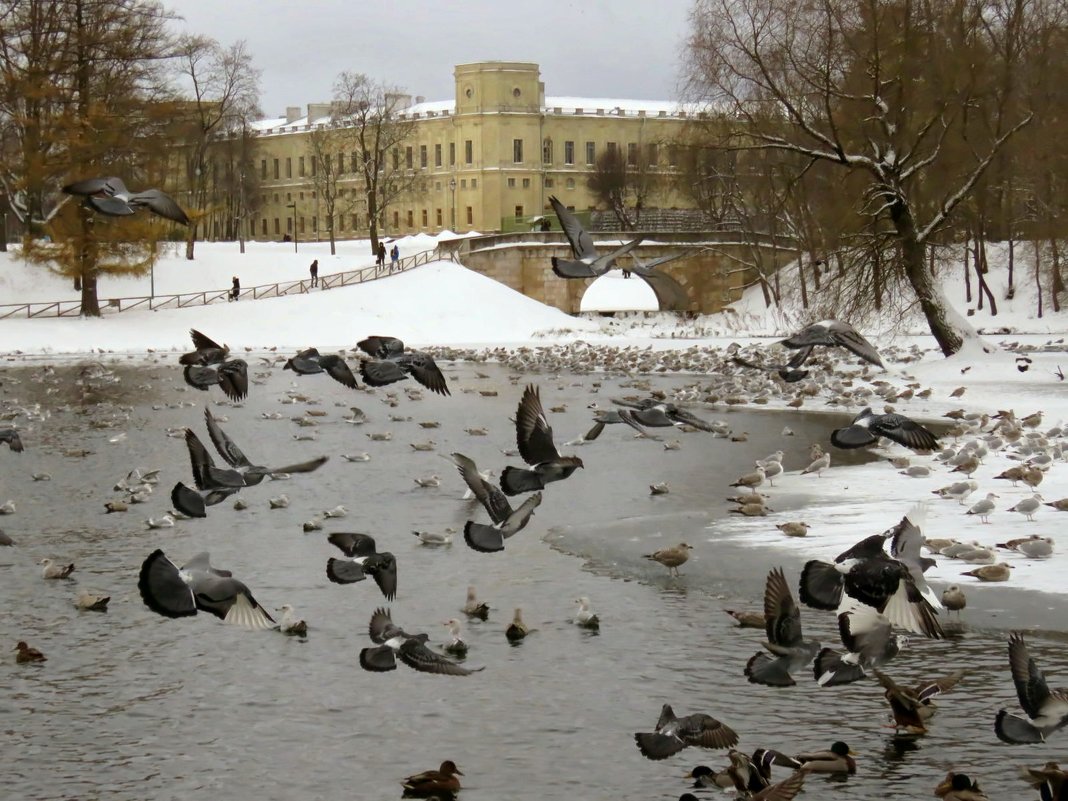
left=171, top=35, right=258, bottom=259
left=686, top=0, right=1034, bottom=355
left=308, top=122, right=354, bottom=256
left=586, top=144, right=659, bottom=229
left=330, top=72, right=419, bottom=254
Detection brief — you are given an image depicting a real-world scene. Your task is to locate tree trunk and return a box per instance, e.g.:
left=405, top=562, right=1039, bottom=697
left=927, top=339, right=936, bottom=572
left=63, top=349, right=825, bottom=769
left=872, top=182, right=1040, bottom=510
left=1051, top=238, right=1062, bottom=313
left=797, top=259, right=809, bottom=309
left=890, top=200, right=962, bottom=356
left=1035, top=240, right=1044, bottom=319
left=872, top=246, right=883, bottom=311
left=975, top=239, right=997, bottom=315
left=185, top=222, right=196, bottom=260
left=1007, top=236, right=1014, bottom=293
left=367, top=188, right=380, bottom=253
left=78, top=211, right=100, bottom=317
left=963, top=238, right=972, bottom=304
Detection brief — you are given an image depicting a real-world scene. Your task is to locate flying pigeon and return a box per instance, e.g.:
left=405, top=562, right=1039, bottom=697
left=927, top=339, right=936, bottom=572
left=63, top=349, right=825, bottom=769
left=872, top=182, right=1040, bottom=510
left=137, top=549, right=275, bottom=629
left=179, top=329, right=229, bottom=366
left=731, top=347, right=813, bottom=383
left=779, top=320, right=884, bottom=368
left=634, top=703, right=738, bottom=760
left=325, top=532, right=397, bottom=600
left=202, top=407, right=327, bottom=485
left=830, top=407, right=940, bottom=452
left=995, top=633, right=1068, bottom=744
left=814, top=606, right=909, bottom=686
left=0, top=428, right=24, bottom=453
left=183, top=359, right=249, bottom=402
left=449, top=452, right=541, bottom=552
left=745, top=567, right=820, bottom=687
left=283, top=347, right=360, bottom=389
left=548, top=194, right=643, bottom=278
left=63, top=176, right=190, bottom=224
left=500, top=384, right=583, bottom=495
left=356, top=336, right=450, bottom=396
left=359, top=607, right=482, bottom=676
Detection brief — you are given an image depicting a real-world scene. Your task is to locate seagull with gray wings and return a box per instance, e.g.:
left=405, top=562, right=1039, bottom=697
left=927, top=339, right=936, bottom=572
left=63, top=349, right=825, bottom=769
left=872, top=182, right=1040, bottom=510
left=359, top=607, right=482, bottom=676
left=745, top=567, right=820, bottom=687
left=633, top=703, right=739, bottom=760
left=995, top=633, right=1068, bottom=744
left=448, top=452, right=541, bottom=553
left=779, top=319, right=884, bottom=368
left=63, top=176, right=190, bottom=224
left=830, top=407, right=940, bottom=452
left=548, top=194, right=643, bottom=278
left=137, top=548, right=275, bottom=629
left=324, top=532, right=397, bottom=600
left=283, top=347, right=360, bottom=389
left=500, top=384, right=584, bottom=495
left=356, top=336, right=450, bottom=396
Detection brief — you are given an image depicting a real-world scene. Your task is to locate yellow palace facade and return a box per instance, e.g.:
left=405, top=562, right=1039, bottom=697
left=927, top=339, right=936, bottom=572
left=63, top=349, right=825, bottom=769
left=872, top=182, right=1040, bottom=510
left=244, top=61, right=695, bottom=241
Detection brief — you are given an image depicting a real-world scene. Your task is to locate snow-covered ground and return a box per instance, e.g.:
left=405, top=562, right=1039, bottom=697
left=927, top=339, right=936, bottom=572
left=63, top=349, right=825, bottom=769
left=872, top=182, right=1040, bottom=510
left=3, top=233, right=1068, bottom=599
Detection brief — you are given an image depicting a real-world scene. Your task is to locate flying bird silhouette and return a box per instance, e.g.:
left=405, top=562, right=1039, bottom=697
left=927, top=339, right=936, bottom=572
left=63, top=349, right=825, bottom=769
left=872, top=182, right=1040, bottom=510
left=359, top=607, right=482, bottom=676
left=63, top=176, right=189, bottom=225
left=500, top=384, right=583, bottom=495
left=356, top=336, right=450, bottom=396
left=548, top=195, right=643, bottom=278
left=325, top=532, right=397, bottom=600
left=449, top=452, right=541, bottom=553
left=283, top=347, right=360, bottom=389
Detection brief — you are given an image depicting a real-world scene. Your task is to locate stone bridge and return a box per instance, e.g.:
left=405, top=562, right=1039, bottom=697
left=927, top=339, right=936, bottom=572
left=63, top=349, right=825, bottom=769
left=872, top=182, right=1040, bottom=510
left=438, top=231, right=798, bottom=314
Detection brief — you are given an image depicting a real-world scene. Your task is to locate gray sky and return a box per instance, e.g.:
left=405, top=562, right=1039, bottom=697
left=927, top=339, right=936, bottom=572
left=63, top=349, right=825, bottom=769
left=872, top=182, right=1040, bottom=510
left=169, top=0, right=694, bottom=117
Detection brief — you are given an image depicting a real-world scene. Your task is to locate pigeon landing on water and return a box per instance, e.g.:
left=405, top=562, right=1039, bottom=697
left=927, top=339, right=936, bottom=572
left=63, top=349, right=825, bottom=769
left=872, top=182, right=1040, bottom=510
left=830, top=407, right=940, bottom=452
left=995, top=633, right=1068, bottom=744
left=179, top=329, right=230, bottom=366
left=137, top=549, right=275, bottom=630
left=63, top=176, right=190, bottom=225
left=355, top=336, right=450, bottom=396
left=324, top=532, right=397, bottom=600
left=449, top=452, right=541, bottom=553
left=548, top=194, right=643, bottom=278
left=359, top=607, right=482, bottom=676
left=283, top=348, right=361, bottom=389
left=745, top=567, right=820, bottom=687
left=633, top=703, right=739, bottom=760
left=779, top=319, right=884, bottom=368
left=500, top=384, right=583, bottom=495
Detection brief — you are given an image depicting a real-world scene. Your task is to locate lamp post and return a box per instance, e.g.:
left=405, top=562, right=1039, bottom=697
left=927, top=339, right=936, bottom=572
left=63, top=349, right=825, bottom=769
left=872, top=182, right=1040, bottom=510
left=449, top=177, right=456, bottom=230
left=287, top=201, right=298, bottom=253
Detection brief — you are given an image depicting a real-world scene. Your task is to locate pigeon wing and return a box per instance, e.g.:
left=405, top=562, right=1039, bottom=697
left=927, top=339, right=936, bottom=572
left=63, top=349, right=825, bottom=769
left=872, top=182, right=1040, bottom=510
left=130, top=188, right=189, bottom=225
left=516, top=385, right=561, bottom=464
left=356, top=336, right=404, bottom=358
left=322, top=356, right=360, bottom=389
left=450, top=453, right=512, bottom=523
left=869, top=414, right=940, bottom=451
left=325, top=557, right=367, bottom=585
left=364, top=553, right=397, bottom=600
left=1009, top=634, right=1052, bottom=719
left=203, top=407, right=252, bottom=468
left=402, top=353, right=450, bottom=396
left=827, top=321, right=885, bottom=367
left=327, top=531, right=378, bottom=558
left=359, top=358, right=408, bottom=387
left=170, top=481, right=207, bottom=518
left=680, top=714, right=739, bottom=749
left=138, top=549, right=197, bottom=618
left=398, top=637, right=480, bottom=676
left=190, top=328, right=224, bottom=352
left=217, top=360, right=249, bottom=402
left=549, top=195, right=596, bottom=258
left=267, top=455, right=329, bottom=475
left=765, top=567, right=804, bottom=647
left=63, top=177, right=117, bottom=196
left=87, top=195, right=135, bottom=216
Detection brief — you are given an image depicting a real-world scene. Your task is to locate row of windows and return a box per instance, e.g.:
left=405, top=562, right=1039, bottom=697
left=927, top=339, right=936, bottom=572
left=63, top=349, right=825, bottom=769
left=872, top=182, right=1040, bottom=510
left=259, top=140, right=677, bottom=181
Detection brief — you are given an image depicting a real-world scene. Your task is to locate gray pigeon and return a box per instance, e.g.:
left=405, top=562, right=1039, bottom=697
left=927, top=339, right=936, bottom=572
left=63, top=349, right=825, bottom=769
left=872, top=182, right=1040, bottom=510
left=548, top=195, right=643, bottom=278
left=450, top=452, right=541, bottom=553
left=359, top=607, right=482, bottom=676
left=814, top=606, right=908, bottom=686
left=203, top=407, right=327, bottom=485
left=325, top=532, right=397, bottom=600
left=995, top=633, right=1068, bottom=744
left=183, top=359, right=248, bottom=402
left=63, top=176, right=190, bottom=224
left=179, top=329, right=229, bottom=366
left=745, top=567, right=820, bottom=687
left=356, top=336, right=450, bottom=396
left=500, top=385, right=583, bottom=495
left=283, top=347, right=360, bottom=389
left=137, top=549, right=275, bottom=629
left=831, top=407, right=940, bottom=452
left=731, top=346, right=813, bottom=383
left=633, top=703, right=739, bottom=760
left=780, top=319, right=884, bottom=368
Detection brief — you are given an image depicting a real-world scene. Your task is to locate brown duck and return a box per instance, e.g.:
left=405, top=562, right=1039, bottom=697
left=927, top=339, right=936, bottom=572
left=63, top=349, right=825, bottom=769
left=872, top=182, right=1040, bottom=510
left=401, top=760, right=462, bottom=797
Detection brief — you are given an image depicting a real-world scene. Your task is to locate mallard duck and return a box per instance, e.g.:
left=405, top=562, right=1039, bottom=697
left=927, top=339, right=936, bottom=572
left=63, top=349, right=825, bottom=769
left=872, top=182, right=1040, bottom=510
left=874, top=669, right=963, bottom=733
left=688, top=750, right=770, bottom=792
left=400, top=759, right=462, bottom=797
left=1019, top=761, right=1065, bottom=800
left=757, top=741, right=855, bottom=775
left=935, top=771, right=989, bottom=800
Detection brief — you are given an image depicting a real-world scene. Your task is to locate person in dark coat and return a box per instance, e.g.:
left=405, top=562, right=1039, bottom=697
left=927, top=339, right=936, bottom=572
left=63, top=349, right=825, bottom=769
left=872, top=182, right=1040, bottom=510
left=231, top=276, right=240, bottom=301
left=309, top=259, right=319, bottom=287
left=377, top=242, right=386, bottom=268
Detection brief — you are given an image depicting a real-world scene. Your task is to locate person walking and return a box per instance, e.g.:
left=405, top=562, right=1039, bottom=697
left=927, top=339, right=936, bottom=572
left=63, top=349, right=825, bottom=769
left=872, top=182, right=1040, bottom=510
left=377, top=242, right=386, bottom=268
left=390, top=244, right=399, bottom=273
left=230, top=275, right=240, bottom=302
left=309, top=259, right=319, bottom=287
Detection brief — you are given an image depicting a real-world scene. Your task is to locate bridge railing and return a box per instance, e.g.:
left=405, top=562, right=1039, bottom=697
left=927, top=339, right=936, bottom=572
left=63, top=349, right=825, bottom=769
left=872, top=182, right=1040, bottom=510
left=0, top=245, right=460, bottom=319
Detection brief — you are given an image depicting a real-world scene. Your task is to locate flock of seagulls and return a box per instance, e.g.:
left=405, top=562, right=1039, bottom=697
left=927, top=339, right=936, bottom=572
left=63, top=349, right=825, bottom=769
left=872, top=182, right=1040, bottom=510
left=4, top=303, right=1067, bottom=799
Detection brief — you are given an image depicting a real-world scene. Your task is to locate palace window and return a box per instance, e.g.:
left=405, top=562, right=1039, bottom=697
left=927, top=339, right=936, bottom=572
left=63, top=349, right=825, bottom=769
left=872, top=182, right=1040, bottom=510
left=627, top=142, right=639, bottom=166
left=513, top=138, right=523, bottom=163
left=298, top=156, right=305, bottom=177
left=464, top=140, right=473, bottom=164
left=564, top=141, right=574, bottom=165
left=420, top=145, right=427, bottom=169
left=585, top=141, right=595, bottom=165
left=542, top=139, right=552, bottom=164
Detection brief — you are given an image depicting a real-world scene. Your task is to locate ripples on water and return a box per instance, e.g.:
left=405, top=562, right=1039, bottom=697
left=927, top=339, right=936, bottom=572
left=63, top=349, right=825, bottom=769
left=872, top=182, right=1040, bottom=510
left=1, top=360, right=1064, bottom=800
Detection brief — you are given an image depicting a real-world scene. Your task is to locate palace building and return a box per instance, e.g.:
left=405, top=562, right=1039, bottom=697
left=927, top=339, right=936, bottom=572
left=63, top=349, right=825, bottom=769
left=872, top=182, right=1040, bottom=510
left=242, top=61, right=696, bottom=242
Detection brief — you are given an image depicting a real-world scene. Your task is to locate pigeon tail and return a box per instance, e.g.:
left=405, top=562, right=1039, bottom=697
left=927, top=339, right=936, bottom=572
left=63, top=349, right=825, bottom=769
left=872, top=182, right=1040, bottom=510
left=326, top=558, right=368, bottom=584
left=463, top=521, right=505, bottom=553
left=500, top=466, right=545, bottom=496
left=633, top=732, right=689, bottom=761
left=359, top=645, right=398, bottom=672
left=814, top=647, right=867, bottom=686
left=830, top=425, right=879, bottom=449
left=994, top=709, right=1045, bottom=744
left=745, top=652, right=797, bottom=687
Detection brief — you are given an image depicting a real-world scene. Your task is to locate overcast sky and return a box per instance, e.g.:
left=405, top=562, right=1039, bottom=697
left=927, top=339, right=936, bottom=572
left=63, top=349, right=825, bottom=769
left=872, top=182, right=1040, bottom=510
left=169, top=0, right=694, bottom=117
